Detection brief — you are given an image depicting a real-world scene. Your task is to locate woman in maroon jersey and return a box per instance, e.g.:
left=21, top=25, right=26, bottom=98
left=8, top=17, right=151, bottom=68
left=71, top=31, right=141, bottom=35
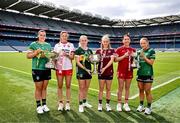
left=96, top=34, right=115, bottom=112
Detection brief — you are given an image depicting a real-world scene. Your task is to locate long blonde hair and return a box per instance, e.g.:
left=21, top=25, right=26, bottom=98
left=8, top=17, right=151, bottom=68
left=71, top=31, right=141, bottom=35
left=100, top=34, right=111, bottom=50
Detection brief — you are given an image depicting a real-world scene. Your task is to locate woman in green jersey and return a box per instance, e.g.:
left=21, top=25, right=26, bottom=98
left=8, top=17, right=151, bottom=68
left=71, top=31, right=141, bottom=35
left=27, top=30, right=51, bottom=114
left=136, top=37, right=156, bottom=115
left=75, top=35, right=93, bottom=112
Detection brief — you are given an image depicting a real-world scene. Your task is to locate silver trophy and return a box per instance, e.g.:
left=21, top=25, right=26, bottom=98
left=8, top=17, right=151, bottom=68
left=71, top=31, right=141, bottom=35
left=89, top=54, right=100, bottom=74
left=45, top=51, right=59, bottom=69
left=131, top=52, right=140, bottom=69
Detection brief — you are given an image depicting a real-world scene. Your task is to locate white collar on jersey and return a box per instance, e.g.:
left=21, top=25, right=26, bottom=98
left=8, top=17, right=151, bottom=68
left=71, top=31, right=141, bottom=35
left=58, top=42, right=70, bottom=47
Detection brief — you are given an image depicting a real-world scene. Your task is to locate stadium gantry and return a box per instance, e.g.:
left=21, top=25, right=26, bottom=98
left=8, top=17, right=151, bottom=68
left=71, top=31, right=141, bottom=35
left=0, top=0, right=180, bottom=51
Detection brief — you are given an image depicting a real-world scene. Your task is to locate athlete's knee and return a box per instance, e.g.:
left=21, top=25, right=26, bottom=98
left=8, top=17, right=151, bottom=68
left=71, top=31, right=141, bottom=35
left=119, top=84, right=124, bottom=90
left=79, top=85, right=85, bottom=91
left=57, top=81, right=63, bottom=89
left=35, top=88, right=41, bottom=93
left=106, top=87, right=111, bottom=93
left=125, top=85, right=130, bottom=91
left=66, top=84, right=71, bottom=89
left=36, top=85, right=42, bottom=91
left=99, top=88, right=104, bottom=94
left=42, top=87, right=47, bottom=91
left=42, top=85, right=48, bottom=91
left=99, top=89, right=104, bottom=93
left=145, top=90, right=151, bottom=95
left=84, top=85, right=89, bottom=91
left=57, top=84, right=63, bottom=89
left=139, top=88, right=144, bottom=93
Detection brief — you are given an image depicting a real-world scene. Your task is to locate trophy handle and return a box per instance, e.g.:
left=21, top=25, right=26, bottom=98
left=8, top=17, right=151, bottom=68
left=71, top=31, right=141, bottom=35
left=90, top=62, right=101, bottom=75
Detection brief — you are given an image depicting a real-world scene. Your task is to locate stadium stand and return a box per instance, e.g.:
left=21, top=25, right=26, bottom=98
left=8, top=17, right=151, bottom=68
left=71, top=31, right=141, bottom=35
left=0, top=0, right=180, bottom=51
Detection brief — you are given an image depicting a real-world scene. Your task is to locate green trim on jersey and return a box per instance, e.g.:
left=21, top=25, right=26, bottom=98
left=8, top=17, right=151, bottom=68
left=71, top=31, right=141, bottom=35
left=28, top=41, right=51, bottom=70
left=75, top=47, right=93, bottom=75
left=137, top=48, right=155, bottom=76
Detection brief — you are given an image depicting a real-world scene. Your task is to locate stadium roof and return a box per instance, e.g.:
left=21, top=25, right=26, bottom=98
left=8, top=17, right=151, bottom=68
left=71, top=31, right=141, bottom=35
left=0, top=0, right=180, bottom=27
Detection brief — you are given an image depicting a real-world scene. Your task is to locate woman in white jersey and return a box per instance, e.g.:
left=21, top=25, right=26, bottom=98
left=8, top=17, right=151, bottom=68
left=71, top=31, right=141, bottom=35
left=54, top=31, right=75, bottom=111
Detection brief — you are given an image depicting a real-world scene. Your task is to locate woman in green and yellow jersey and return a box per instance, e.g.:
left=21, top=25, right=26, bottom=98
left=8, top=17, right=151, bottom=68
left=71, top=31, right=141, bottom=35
left=75, top=35, right=93, bottom=112
left=27, top=30, right=51, bottom=114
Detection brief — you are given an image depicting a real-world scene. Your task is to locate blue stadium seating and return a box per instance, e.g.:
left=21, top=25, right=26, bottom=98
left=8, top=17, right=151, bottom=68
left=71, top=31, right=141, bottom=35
left=0, top=10, right=180, bottom=51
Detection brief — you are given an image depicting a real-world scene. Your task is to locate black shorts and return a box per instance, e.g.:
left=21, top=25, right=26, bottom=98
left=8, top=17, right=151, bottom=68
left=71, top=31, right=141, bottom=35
left=32, top=69, right=51, bottom=82
left=98, top=75, right=113, bottom=80
left=76, top=73, right=92, bottom=80
left=136, top=75, right=154, bottom=83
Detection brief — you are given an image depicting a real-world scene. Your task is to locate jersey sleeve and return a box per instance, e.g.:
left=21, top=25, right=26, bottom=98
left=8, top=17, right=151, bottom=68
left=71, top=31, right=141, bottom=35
left=111, top=49, right=116, bottom=57
left=115, top=48, right=121, bottom=56
left=75, top=48, right=80, bottom=55
left=112, top=49, right=115, bottom=54
left=70, top=43, right=75, bottom=52
left=150, top=49, right=156, bottom=59
left=90, top=49, right=93, bottom=55
left=53, top=44, right=58, bottom=52
left=96, top=49, right=100, bottom=55
left=48, top=43, right=52, bottom=51
left=132, top=48, right=136, bottom=52
left=135, top=50, right=141, bottom=60
left=28, top=42, right=35, bottom=51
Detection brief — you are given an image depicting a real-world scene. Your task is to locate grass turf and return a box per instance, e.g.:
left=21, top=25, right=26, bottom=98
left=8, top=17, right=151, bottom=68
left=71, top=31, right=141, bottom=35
left=0, top=52, right=180, bottom=122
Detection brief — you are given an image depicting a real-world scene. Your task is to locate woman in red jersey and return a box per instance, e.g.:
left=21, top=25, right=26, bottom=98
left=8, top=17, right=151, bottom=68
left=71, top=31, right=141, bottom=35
left=115, top=34, right=136, bottom=112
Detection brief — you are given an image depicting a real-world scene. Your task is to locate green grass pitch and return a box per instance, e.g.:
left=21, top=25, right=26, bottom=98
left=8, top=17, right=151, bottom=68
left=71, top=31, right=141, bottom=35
left=0, top=52, right=180, bottom=122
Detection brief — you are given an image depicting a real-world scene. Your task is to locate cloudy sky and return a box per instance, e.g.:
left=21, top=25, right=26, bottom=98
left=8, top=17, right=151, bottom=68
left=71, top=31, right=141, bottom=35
left=42, top=0, right=180, bottom=20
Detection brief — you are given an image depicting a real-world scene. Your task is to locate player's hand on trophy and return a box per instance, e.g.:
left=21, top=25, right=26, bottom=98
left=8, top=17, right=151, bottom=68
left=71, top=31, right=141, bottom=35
left=34, top=49, right=42, bottom=56
left=113, top=53, right=118, bottom=58
left=131, top=52, right=136, bottom=57
left=85, top=68, right=91, bottom=75
left=140, top=51, right=145, bottom=59
left=87, top=69, right=91, bottom=75
left=40, top=52, right=46, bottom=58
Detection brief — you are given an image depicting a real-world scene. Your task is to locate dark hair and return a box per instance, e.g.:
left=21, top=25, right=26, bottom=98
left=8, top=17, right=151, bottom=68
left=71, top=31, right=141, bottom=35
left=123, top=34, right=131, bottom=39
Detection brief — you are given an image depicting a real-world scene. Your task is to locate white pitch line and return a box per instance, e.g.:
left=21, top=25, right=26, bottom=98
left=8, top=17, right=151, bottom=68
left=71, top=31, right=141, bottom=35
left=0, top=65, right=179, bottom=100
left=129, top=76, right=180, bottom=99
left=0, top=65, right=114, bottom=96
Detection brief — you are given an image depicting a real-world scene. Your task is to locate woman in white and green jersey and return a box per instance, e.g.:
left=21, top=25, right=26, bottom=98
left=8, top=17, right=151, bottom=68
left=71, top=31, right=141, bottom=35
left=27, top=30, right=51, bottom=114
left=136, top=37, right=156, bottom=115
left=75, top=35, right=93, bottom=112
